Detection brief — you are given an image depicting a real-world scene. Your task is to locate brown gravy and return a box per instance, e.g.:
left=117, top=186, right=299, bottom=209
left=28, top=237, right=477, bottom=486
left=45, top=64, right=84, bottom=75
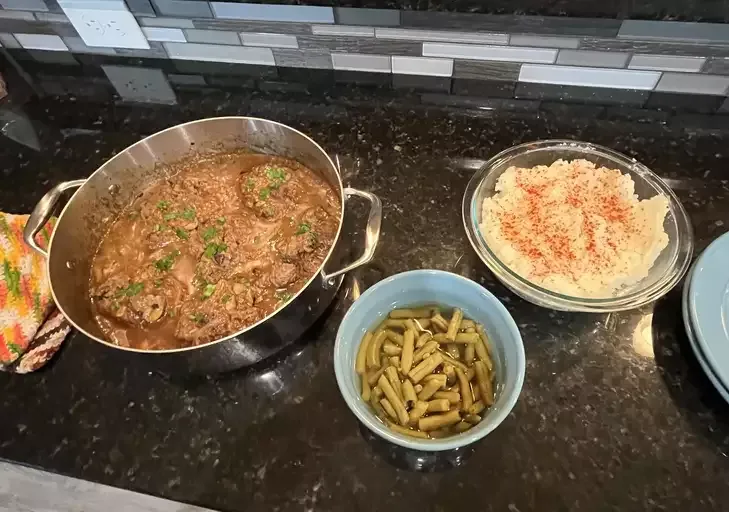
left=90, top=151, right=340, bottom=350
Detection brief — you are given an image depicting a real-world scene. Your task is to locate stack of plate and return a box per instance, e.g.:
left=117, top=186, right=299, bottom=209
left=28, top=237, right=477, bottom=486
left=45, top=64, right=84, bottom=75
left=683, top=232, right=729, bottom=403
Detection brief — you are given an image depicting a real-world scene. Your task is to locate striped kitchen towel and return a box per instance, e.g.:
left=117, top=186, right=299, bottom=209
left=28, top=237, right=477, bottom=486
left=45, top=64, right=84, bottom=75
left=0, top=213, right=71, bottom=373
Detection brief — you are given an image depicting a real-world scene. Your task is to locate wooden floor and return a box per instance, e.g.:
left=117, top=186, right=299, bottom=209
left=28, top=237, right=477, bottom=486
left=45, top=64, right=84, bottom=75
left=0, top=461, right=215, bottom=512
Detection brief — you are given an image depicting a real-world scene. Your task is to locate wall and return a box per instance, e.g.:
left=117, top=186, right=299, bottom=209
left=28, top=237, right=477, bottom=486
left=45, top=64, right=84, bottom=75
left=3, top=0, right=729, bottom=112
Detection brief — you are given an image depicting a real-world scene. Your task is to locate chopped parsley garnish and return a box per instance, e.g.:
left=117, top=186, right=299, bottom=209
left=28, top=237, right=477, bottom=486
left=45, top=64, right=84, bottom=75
left=221, top=294, right=231, bottom=304
left=116, top=282, right=144, bottom=297
left=259, top=187, right=271, bottom=201
left=201, top=226, right=218, bottom=242
left=163, top=212, right=178, bottom=221
left=266, top=167, right=287, bottom=189
left=216, top=217, right=226, bottom=225
left=154, top=279, right=163, bottom=288
left=296, top=222, right=311, bottom=235
left=154, top=250, right=181, bottom=271
left=203, top=242, right=227, bottom=259
left=180, top=207, right=196, bottom=221
left=202, top=283, right=216, bottom=299
left=154, top=224, right=164, bottom=232
left=156, top=200, right=170, bottom=211
left=246, top=178, right=255, bottom=191
left=189, top=312, right=207, bottom=325
left=174, top=228, right=189, bottom=240
left=275, top=290, right=293, bottom=303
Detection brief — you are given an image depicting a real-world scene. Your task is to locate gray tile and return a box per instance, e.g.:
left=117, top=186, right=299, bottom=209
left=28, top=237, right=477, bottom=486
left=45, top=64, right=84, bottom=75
left=392, top=56, right=453, bottom=76
left=331, top=53, right=390, bottom=73
left=184, top=29, right=240, bottom=45
left=167, top=73, right=206, bottom=85
left=556, top=49, right=629, bottom=68
left=62, top=36, right=117, bottom=55
left=704, top=57, right=729, bottom=75
left=163, top=42, right=275, bottom=65
left=140, top=17, right=194, bottom=29
left=509, top=35, right=579, bottom=49
left=375, top=27, right=508, bottom=45
left=0, top=11, right=34, bottom=20
left=298, top=34, right=420, bottom=56
left=14, top=33, right=67, bottom=50
left=519, top=64, right=660, bottom=90
left=125, top=0, right=155, bottom=16
left=0, top=19, right=54, bottom=34
left=272, top=48, right=331, bottom=69
left=452, top=78, right=516, bottom=97
left=0, top=32, right=20, bottom=48
left=655, top=72, right=729, bottom=95
left=515, top=82, right=649, bottom=107
left=142, top=26, right=185, bottom=42
left=628, top=54, right=705, bottom=72
left=422, top=93, right=537, bottom=110
left=193, top=18, right=312, bottom=35
left=33, top=12, right=68, bottom=23
left=103, top=65, right=176, bottom=104
left=618, top=20, right=729, bottom=43
left=720, top=97, right=729, bottom=113
left=453, top=60, right=520, bottom=81
left=1, top=0, right=46, bottom=10
left=580, top=37, right=729, bottom=58
left=240, top=32, right=297, bottom=48
left=50, top=21, right=76, bottom=37
left=211, top=2, right=334, bottom=23
left=27, top=49, right=77, bottom=64
left=393, top=74, right=450, bottom=92
left=644, top=92, right=724, bottom=114
left=423, top=42, right=557, bottom=63
left=115, top=41, right=167, bottom=58
left=150, top=0, right=212, bottom=18
left=334, top=7, right=399, bottom=27
left=402, top=12, right=620, bottom=37
left=42, top=0, right=63, bottom=13
left=312, top=25, right=374, bottom=37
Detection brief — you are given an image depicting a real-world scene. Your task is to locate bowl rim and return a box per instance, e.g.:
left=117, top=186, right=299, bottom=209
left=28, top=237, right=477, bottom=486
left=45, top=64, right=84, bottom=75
left=333, top=269, right=525, bottom=451
left=461, top=139, right=694, bottom=310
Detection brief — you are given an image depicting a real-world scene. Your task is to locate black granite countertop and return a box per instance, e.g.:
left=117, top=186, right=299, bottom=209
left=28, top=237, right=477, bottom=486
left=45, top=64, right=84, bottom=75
left=3, top=56, right=729, bottom=512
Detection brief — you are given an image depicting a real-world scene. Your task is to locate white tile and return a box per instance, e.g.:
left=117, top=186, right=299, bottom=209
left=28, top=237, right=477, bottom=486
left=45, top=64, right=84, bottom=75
left=518, top=64, right=661, bottom=90
left=312, top=25, right=373, bottom=37
left=376, top=28, right=508, bottom=45
left=102, top=65, right=176, bottom=104
left=139, top=17, right=194, bottom=29
left=628, top=54, right=705, bottom=72
left=142, top=27, right=185, bottom=42
left=239, top=32, right=298, bottom=48
left=422, top=42, right=556, bottom=63
left=211, top=2, right=334, bottom=23
left=391, top=56, right=453, bottom=77
left=60, top=5, right=150, bottom=49
left=163, top=42, right=275, bottom=65
left=14, top=33, right=68, bottom=51
left=509, top=35, right=579, bottom=49
left=655, top=73, right=729, bottom=95
left=331, top=53, right=390, bottom=73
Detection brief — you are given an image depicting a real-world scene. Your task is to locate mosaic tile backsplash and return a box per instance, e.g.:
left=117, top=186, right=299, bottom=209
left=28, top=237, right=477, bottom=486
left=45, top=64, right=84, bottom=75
left=3, top=0, right=729, bottom=112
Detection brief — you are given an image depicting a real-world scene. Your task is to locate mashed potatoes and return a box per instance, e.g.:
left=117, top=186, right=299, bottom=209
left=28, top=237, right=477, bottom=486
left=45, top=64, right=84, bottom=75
left=480, top=159, right=669, bottom=298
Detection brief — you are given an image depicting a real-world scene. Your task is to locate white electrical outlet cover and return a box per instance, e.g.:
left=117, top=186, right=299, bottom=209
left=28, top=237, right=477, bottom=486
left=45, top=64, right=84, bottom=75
left=59, top=3, right=150, bottom=49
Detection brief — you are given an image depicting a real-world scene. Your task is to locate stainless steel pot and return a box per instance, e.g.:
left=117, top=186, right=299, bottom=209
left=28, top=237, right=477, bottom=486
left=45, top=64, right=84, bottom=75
left=23, top=117, right=382, bottom=373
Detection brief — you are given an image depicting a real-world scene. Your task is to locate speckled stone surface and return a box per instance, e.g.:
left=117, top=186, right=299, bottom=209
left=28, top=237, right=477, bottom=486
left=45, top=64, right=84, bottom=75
left=2, top=60, right=729, bottom=512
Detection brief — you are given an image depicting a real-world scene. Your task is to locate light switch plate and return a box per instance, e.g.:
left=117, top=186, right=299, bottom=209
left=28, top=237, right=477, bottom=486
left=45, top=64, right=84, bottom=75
left=59, top=1, right=150, bottom=49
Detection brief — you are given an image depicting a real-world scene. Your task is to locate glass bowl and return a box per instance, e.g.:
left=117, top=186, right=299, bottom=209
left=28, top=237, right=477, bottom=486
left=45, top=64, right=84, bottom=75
left=462, top=140, right=694, bottom=312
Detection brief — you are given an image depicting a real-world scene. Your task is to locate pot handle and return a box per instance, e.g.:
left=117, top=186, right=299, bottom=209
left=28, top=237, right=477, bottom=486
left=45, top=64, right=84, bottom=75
left=321, top=187, right=382, bottom=285
left=23, top=179, right=85, bottom=258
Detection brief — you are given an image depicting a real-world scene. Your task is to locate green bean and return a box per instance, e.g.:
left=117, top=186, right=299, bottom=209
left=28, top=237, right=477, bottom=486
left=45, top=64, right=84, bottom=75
left=377, top=375, right=409, bottom=426
left=431, top=314, right=449, bottom=332
left=455, top=367, right=473, bottom=412
left=382, top=341, right=402, bottom=356
left=459, top=319, right=476, bottom=330
left=426, top=398, right=451, bottom=413
left=443, top=364, right=456, bottom=387
left=464, top=414, right=482, bottom=424
left=415, top=332, right=432, bottom=349
left=445, top=308, right=463, bottom=342
left=361, top=376, right=371, bottom=401
left=422, top=373, right=448, bottom=388
left=474, top=361, right=494, bottom=406
left=475, top=324, right=494, bottom=371
left=417, top=378, right=443, bottom=401
left=408, top=353, right=444, bottom=383
left=402, top=379, right=417, bottom=406
left=413, top=340, right=438, bottom=363
left=356, top=331, right=373, bottom=375
left=414, top=384, right=423, bottom=394
left=412, top=318, right=431, bottom=331
left=389, top=356, right=400, bottom=368
left=366, top=362, right=388, bottom=386
left=384, top=319, right=407, bottom=330
left=436, top=349, right=469, bottom=373
left=467, top=400, right=485, bottom=416
left=389, top=308, right=434, bottom=319
left=418, top=409, right=462, bottom=431
left=464, top=344, right=475, bottom=364
left=384, top=366, right=403, bottom=401
left=454, top=421, right=472, bottom=433
left=366, top=330, right=388, bottom=368
left=387, top=422, right=430, bottom=439
left=370, top=395, right=389, bottom=422
left=400, top=329, right=415, bottom=375
left=386, top=330, right=405, bottom=346
left=380, top=398, right=398, bottom=422
left=433, top=390, right=461, bottom=404
left=408, top=400, right=429, bottom=425
left=454, top=332, right=480, bottom=344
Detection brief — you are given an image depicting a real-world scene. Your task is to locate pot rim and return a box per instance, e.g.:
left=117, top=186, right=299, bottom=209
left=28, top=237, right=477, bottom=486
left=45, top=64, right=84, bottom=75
left=47, top=116, right=345, bottom=354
